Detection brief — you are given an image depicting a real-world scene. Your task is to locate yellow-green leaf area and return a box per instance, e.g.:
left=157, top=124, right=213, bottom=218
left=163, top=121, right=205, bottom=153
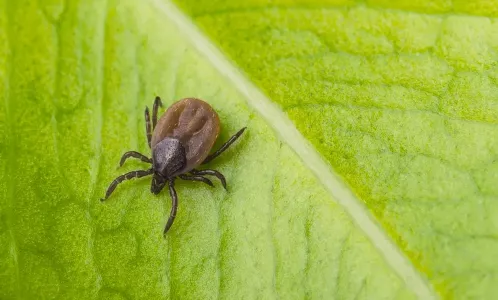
left=173, top=0, right=498, bottom=298
left=0, top=0, right=418, bottom=299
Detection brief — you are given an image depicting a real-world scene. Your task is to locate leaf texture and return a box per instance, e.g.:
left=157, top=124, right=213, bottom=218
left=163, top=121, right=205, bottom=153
left=0, top=0, right=427, bottom=299
left=172, top=0, right=498, bottom=298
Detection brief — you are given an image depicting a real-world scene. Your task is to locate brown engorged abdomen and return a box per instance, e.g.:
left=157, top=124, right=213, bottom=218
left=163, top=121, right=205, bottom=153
left=151, top=98, right=220, bottom=172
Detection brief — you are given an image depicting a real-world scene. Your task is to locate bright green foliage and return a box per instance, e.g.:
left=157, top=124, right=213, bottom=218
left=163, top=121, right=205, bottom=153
left=0, top=0, right=424, bottom=299
left=172, top=0, right=498, bottom=299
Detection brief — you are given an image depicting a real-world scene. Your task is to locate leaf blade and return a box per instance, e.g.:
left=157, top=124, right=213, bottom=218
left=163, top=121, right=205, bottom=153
left=0, top=0, right=445, bottom=299
left=171, top=0, right=498, bottom=298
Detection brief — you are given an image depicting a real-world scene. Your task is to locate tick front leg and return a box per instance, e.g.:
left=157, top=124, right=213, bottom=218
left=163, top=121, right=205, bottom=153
left=190, top=169, right=227, bottom=190
left=152, top=96, right=163, bottom=129
left=202, top=127, right=247, bottom=165
left=101, top=169, right=153, bottom=201
left=119, top=151, right=152, bottom=167
left=145, top=106, right=152, bottom=148
left=164, top=179, right=178, bottom=235
left=178, top=174, right=214, bottom=187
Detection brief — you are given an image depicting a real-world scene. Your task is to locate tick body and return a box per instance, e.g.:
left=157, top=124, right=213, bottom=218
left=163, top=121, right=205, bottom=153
left=101, top=97, right=246, bottom=235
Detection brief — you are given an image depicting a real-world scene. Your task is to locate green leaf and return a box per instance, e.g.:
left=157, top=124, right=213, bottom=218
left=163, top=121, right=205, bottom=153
left=0, top=1, right=426, bottom=299
left=171, top=0, right=498, bottom=299
left=2, top=0, right=491, bottom=299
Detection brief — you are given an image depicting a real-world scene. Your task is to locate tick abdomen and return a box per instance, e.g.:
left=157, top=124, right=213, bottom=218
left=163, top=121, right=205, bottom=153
left=151, top=98, right=220, bottom=172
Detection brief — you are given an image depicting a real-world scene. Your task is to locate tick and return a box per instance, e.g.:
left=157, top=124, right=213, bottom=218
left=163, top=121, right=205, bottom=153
left=101, top=97, right=246, bottom=235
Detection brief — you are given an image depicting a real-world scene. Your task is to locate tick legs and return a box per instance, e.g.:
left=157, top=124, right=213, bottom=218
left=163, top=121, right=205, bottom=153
left=190, top=169, right=226, bottom=190
left=164, top=179, right=178, bottom=235
left=178, top=174, right=214, bottom=187
left=202, top=127, right=247, bottom=164
left=152, top=96, right=163, bottom=128
left=145, top=97, right=163, bottom=149
left=119, top=151, right=152, bottom=167
left=101, top=169, right=153, bottom=201
left=145, top=107, right=152, bottom=148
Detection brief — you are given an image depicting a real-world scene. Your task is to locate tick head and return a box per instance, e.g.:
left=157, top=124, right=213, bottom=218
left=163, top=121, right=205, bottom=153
left=151, top=173, right=166, bottom=195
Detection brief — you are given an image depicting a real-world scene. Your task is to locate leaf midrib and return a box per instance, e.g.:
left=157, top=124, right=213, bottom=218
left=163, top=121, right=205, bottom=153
left=151, top=0, right=438, bottom=299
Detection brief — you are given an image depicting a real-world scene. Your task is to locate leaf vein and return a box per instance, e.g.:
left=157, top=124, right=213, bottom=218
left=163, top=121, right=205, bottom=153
left=286, top=100, right=498, bottom=127
left=269, top=142, right=282, bottom=299
left=193, top=4, right=498, bottom=20
left=88, top=0, right=109, bottom=293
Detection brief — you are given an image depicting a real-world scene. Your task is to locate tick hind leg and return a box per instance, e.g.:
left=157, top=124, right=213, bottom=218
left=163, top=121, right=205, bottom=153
left=190, top=169, right=227, bottom=190
left=202, top=127, right=247, bottom=165
left=152, top=96, right=163, bottom=129
left=145, top=107, right=152, bottom=148
left=101, top=169, right=153, bottom=201
left=164, top=179, right=178, bottom=235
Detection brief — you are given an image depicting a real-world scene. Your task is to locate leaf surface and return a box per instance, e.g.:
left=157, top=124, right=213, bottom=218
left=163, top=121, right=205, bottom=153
left=0, top=0, right=428, bottom=299
left=171, top=0, right=498, bottom=299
